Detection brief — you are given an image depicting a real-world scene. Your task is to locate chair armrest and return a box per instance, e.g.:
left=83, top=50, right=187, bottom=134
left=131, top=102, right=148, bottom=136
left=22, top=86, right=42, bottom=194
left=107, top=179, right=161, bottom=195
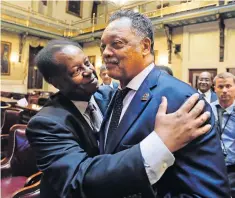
left=12, top=180, right=41, bottom=198
left=9, top=124, right=27, bottom=132
left=24, top=171, right=42, bottom=187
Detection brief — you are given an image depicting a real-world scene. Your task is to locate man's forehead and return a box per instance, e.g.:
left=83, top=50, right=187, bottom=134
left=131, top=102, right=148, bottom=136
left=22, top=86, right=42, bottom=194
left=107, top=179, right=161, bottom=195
left=102, top=18, right=132, bottom=38
left=60, top=45, right=82, bottom=55
left=199, top=72, right=211, bottom=79
left=216, top=77, right=234, bottom=84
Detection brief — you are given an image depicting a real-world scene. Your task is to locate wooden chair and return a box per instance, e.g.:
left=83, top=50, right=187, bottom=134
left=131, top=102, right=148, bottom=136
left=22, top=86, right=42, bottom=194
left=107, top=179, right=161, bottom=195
left=1, top=125, right=41, bottom=198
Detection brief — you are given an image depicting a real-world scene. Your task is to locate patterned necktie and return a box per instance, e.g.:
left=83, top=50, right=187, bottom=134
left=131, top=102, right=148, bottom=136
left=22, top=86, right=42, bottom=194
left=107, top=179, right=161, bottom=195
left=84, top=102, right=102, bottom=133
left=106, top=88, right=130, bottom=145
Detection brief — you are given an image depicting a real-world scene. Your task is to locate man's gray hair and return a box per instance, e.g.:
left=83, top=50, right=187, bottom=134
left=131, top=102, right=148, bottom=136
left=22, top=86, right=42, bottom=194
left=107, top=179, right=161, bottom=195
left=213, top=72, right=235, bottom=85
left=99, top=65, right=107, bottom=74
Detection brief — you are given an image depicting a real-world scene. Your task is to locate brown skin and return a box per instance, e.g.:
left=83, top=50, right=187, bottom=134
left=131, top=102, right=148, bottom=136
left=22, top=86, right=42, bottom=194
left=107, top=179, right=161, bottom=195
left=100, top=17, right=211, bottom=152
left=100, top=69, right=112, bottom=85
left=197, top=72, right=213, bottom=93
left=100, top=17, right=153, bottom=88
left=214, top=77, right=235, bottom=108
left=51, top=45, right=99, bottom=101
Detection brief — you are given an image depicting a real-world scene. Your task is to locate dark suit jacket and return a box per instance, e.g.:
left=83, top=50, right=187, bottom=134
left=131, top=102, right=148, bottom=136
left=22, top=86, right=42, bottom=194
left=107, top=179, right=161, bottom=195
left=100, top=66, right=230, bottom=198
left=94, top=84, right=116, bottom=115
left=26, top=90, right=152, bottom=198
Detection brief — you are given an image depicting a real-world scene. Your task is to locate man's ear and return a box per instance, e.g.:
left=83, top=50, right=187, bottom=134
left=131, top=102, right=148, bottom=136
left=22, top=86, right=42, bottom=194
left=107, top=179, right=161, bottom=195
left=141, top=37, right=151, bottom=56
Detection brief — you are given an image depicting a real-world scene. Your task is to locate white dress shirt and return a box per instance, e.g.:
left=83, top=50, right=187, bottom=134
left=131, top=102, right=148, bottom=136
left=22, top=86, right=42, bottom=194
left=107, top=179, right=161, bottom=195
left=104, top=63, right=175, bottom=185
left=198, top=89, right=212, bottom=103
left=72, top=96, right=103, bottom=131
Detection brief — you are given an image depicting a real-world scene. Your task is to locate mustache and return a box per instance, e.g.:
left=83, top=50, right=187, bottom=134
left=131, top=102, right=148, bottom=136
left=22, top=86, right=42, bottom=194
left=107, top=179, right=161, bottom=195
left=104, top=58, right=119, bottom=64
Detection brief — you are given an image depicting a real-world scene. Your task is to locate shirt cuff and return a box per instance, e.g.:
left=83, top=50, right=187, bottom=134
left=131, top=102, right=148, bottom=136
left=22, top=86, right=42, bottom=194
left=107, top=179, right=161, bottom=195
left=140, top=131, right=175, bottom=185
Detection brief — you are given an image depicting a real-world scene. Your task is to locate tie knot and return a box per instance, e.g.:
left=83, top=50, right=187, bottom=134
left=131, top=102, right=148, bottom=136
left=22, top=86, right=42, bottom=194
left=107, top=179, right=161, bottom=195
left=216, top=105, right=226, bottom=114
left=116, top=88, right=130, bottom=101
left=86, top=102, right=96, bottom=114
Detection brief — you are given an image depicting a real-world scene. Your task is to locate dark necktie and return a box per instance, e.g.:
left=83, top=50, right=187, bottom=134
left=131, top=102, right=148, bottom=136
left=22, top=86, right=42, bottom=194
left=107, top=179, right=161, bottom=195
left=217, top=106, right=225, bottom=130
left=84, top=102, right=102, bottom=133
left=201, top=93, right=206, bottom=98
left=106, top=88, right=130, bottom=145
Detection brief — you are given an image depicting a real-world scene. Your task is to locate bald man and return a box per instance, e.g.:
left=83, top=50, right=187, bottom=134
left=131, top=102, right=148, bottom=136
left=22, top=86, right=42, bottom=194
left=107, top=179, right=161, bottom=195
left=197, top=71, right=217, bottom=103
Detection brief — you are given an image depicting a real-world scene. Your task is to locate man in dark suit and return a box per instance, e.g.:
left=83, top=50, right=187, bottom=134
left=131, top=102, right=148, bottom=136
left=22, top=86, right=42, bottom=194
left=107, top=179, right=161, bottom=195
left=26, top=40, right=211, bottom=198
left=99, top=65, right=119, bottom=90
left=100, top=10, right=230, bottom=197
left=197, top=71, right=217, bottom=103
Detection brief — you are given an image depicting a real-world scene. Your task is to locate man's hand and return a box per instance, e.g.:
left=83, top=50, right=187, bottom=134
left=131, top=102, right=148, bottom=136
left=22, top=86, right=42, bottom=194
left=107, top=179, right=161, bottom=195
left=154, top=93, right=211, bottom=152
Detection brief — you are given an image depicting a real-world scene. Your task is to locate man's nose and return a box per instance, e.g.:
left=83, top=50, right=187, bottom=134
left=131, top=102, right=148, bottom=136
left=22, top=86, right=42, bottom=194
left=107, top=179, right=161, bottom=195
left=82, top=67, right=93, bottom=77
left=102, top=45, right=113, bottom=57
left=222, top=87, right=228, bottom=92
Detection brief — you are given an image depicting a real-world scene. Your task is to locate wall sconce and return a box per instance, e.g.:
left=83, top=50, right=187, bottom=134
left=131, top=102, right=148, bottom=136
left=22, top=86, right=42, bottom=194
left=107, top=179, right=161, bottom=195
left=10, top=52, right=19, bottom=65
left=96, top=57, right=103, bottom=68
left=158, top=55, right=168, bottom=65
left=133, top=7, right=139, bottom=13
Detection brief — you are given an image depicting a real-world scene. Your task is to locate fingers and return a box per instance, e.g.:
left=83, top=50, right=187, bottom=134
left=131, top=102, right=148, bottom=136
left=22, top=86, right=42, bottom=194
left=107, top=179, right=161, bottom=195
left=194, top=111, right=211, bottom=127
left=179, top=93, right=199, bottom=113
left=157, top=97, right=167, bottom=116
left=188, top=100, right=205, bottom=118
left=192, top=124, right=211, bottom=140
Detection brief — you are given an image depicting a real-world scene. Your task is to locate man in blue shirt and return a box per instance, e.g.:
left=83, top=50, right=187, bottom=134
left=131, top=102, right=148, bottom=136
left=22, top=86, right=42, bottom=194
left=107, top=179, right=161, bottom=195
left=211, top=72, right=235, bottom=197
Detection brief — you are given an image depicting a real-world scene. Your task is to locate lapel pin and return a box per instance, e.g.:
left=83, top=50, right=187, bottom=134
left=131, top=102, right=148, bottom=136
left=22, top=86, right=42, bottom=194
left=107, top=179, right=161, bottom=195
left=141, top=93, right=149, bottom=101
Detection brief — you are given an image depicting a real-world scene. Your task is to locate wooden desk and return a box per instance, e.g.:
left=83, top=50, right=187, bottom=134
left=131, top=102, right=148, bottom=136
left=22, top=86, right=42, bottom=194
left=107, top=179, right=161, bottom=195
left=16, top=104, right=42, bottom=112
left=0, top=97, right=18, bottom=105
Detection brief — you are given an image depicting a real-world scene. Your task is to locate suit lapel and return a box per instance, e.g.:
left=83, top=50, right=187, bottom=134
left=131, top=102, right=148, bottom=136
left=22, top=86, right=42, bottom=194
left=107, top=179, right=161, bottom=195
left=53, top=92, right=99, bottom=156
left=99, top=89, right=118, bottom=153
left=105, top=67, right=160, bottom=154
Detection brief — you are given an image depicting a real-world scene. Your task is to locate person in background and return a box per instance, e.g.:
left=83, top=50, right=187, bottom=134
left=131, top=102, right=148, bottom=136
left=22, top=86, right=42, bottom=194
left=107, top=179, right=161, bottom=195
left=211, top=72, right=235, bottom=197
left=26, top=39, right=210, bottom=198
left=197, top=71, right=217, bottom=103
left=100, top=9, right=230, bottom=198
left=99, top=65, right=119, bottom=89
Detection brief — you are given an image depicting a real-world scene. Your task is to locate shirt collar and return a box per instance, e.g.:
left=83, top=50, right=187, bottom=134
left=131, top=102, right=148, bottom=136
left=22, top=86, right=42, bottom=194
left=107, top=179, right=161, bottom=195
left=215, top=100, right=235, bottom=114
left=198, top=89, right=211, bottom=96
left=101, top=81, right=114, bottom=89
left=110, top=81, right=114, bottom=89
left=71, top=100, right=88, bottom=115
left=123, top=63, right=154, bottom=91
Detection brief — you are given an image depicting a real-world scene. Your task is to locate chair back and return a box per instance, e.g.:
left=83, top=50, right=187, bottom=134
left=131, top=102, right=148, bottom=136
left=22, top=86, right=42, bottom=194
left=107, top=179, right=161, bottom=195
left=1, top=109, right=22, bottom=134
left=37, top=97, right=48, bottom=106
left=1, top=124, right=38, bottom=178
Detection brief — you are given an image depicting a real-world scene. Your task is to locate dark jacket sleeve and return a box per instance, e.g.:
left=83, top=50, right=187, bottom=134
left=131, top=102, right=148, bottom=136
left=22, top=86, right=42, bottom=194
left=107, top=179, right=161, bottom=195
left=26, top=116, right=150, bottom=198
